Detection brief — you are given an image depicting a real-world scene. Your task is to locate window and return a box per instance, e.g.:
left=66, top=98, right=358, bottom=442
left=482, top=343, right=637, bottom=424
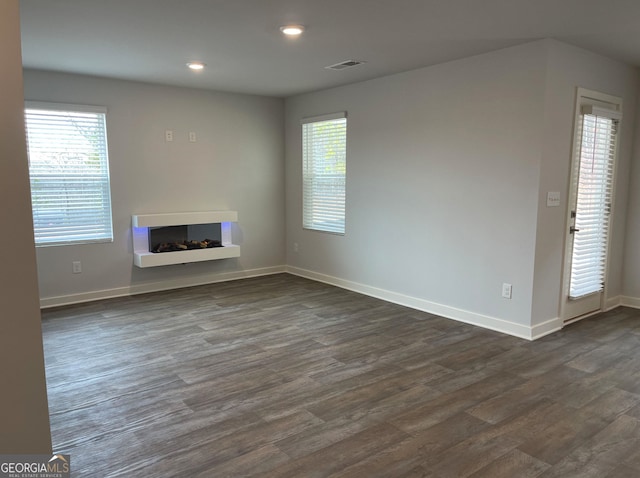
left=302, top=112, right=347, bottom=234
left=568, top=103, right=620, bottom=299
left=24, top=102, right=113, bottom=246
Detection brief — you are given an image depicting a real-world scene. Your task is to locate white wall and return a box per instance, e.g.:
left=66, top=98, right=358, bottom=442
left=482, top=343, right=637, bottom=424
left=23, top=71, right=285, bottom=305
left=0, top=1, right=51, bottom=453
left=532, top=40, right=638, bottom=325
left=286, top=42, right=549, bottom=336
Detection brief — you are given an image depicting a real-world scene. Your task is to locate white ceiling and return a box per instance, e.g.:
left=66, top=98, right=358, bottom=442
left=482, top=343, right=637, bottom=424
left=19, top=0, right=640, bottom=97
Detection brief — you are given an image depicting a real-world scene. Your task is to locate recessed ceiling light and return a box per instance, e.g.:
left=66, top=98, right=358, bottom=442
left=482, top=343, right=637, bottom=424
left=186, top=62, right=205, bottom=71
left=280, top=25, right=305, bottom=36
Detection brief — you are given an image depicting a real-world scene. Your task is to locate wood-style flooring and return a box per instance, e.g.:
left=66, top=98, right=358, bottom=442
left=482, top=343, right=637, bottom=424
left=41, top=273, right=640, bottom=477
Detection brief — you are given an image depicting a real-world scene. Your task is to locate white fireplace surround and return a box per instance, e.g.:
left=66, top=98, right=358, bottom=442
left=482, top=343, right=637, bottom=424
left=132, top=211, right=240, bottom=267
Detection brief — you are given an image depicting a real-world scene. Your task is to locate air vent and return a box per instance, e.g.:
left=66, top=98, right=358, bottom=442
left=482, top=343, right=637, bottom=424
left=325, top=60, right=366, bottom=71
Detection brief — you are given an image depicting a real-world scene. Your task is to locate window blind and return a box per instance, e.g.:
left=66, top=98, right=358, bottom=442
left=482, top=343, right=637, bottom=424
left=24, top=103, right=114, bottom=246
left=302, top=112, right=347, bottom=234
left=569, top=109, right=618, bottom=299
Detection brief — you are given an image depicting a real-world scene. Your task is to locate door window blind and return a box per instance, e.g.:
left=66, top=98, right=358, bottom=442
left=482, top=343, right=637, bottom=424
left=302, top=112, right=347, bottom=234
left=569, top=107, right=619, bottom=299
left=24, top=103, right=113, bottom=246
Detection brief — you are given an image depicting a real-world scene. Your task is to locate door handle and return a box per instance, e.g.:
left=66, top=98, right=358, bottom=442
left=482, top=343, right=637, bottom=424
left=570, top=226, right=580, bottom=234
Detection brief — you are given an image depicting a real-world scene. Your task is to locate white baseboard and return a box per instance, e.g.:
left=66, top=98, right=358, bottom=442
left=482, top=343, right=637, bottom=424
left=530, top=317, right=563, bottom=340
left=286, top=266, right=555, bottom=341
left=621, top=296, right=640, bottom=309
left=40, top=266, right=286, bottom=309
left=42, top=263, right=568, bottom=341
left=605, top=295, right=622, bottom=311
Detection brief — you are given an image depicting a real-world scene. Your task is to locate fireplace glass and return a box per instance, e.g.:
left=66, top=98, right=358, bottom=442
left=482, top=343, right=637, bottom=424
left=149, top=223, right=222, bottom=253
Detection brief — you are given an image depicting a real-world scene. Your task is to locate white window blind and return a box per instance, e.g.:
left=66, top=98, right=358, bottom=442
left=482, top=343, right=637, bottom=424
left=302, top=112, right=347, bottom=234
left=24, top=102, right=114, bottom=246
left=569, top=106, right=619, bottom=299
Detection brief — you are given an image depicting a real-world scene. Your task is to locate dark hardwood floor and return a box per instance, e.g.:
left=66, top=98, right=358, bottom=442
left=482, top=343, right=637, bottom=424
left=41, top=274, right=640, bottom=477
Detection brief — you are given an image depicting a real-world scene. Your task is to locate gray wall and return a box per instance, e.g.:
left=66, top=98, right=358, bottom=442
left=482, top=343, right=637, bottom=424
left=624, top=84, right=640, bottom=303
left=23, top=71, right=285, bottom=305
left=532, top=40, right=638, bottom=324
left=285, top=39, right=639, bottom=336
left=0, top=0, right=51, bottom=453
left=286, top=41, right=547, bottom=332
left=18, top=39, right=640, bottom=337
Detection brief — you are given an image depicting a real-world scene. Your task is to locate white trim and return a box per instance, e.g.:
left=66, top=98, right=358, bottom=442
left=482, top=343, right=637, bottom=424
left=40, top=266, right=285, bottom=309
left=530, top=317, right=563, bottom=340
left=605, top=295, right=622, bottom=311
left=41, top=265, right=569, bottom=340
left=581, top=104, right=623, bottom=120
left=621, top=296, right=640, bottom=309
left=286, top=266, right=546, bottom=340
left=563, top=307, right=607, bottom=326
left=300, top=111, right=346, bottom=124
left=578, top=88, right=623, bottom=114
left=25, top=100, right=107, bottom=114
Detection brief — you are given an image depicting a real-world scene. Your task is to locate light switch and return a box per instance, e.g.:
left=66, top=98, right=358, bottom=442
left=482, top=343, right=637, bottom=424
left=547, top=191, right=560, bottom=207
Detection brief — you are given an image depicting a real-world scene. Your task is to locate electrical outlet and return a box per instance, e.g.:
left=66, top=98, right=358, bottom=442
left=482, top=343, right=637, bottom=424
left=165, top=130, right=174, bottom=142
left=293, top=242, right=299, bottom=253
left=502, top=283, right=512, bottom=299
left=72, top=261, right=82, bottom=274
left=189, top=131, right=197, bottom=142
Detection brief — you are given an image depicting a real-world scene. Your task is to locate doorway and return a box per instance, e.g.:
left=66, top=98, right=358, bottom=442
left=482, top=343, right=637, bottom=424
left=562, top=88, right=622, bottom=323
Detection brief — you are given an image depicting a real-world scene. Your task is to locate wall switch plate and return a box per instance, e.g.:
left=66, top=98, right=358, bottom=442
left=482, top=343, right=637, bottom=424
left=165, top=130, right=174, bottom=142
left=547, top=191, right=560, bottom=207
left=502, top=283, right=512, bottom=299
left=72, top=261, right=82, bottom=274
left=189, top=131, right=197, bottom=142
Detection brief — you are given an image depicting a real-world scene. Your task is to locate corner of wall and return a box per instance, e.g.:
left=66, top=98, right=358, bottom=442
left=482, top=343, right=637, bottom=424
left=621, top=73, right=640, bottom=299
left=287, top=266, right=554, bottom=341
left=0, top=0, right=52, bottom=453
